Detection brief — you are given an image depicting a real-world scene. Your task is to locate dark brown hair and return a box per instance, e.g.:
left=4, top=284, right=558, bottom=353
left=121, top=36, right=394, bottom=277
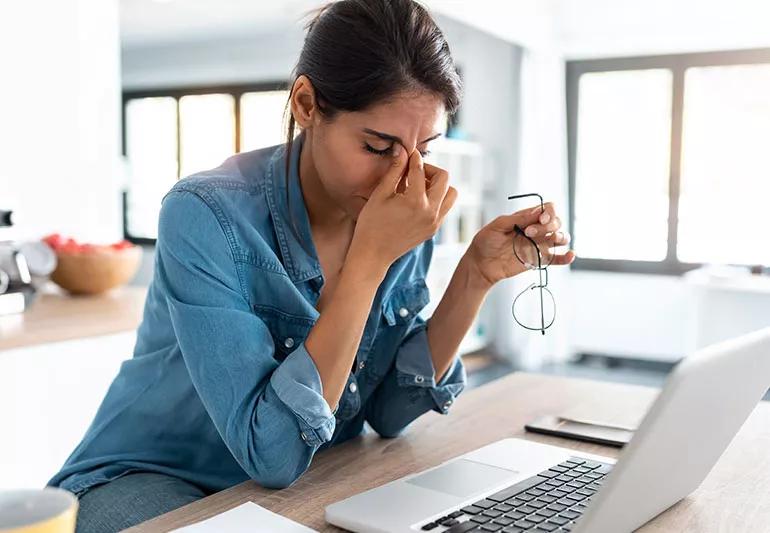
left=284, top=0, right=463, bottom=179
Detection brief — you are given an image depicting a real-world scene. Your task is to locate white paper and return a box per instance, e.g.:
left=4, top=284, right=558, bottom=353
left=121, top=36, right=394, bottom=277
left=171, top=502, right=318, bottom=533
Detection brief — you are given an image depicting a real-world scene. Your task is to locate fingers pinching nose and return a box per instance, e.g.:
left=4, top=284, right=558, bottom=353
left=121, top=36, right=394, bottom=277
left=414, top=148, right=424, bottom=170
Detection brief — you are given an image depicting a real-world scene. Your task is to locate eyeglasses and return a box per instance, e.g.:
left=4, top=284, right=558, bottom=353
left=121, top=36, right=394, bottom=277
left=507, top=193, right=557, bottom=335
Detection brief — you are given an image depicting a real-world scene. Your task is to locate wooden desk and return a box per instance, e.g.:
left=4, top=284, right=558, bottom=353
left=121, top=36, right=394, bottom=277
left=0, top=284, right=147, bottom=351
left=127, top=372, right=770, bottom=532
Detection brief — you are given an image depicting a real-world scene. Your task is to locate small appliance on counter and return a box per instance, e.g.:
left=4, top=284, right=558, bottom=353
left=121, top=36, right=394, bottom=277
left=0, top=209, right=61, bottom=315
left=0, top=209, right=143, bottom=315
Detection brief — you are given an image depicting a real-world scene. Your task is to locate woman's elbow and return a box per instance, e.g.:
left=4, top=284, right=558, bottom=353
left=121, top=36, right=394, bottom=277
left=367, top=417, right=408, bottom=439
left=242, top=451, right=310, bottom=489
left=253, top=467, right=304, bottom=490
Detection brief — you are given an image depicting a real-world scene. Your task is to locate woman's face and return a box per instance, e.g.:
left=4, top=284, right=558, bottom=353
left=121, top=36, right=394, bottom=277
left=299, top=84, right=447, bottom=220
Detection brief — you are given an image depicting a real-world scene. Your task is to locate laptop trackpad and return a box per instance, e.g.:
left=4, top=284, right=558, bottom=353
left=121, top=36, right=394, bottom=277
left=405, top=459, right=519, bottom=498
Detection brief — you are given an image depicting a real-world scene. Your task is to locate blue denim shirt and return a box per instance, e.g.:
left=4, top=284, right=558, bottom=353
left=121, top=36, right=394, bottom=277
left=48, top=131, right=466, bottom=494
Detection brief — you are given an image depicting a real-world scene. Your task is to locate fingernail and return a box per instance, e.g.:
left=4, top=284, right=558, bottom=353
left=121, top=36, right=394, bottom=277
left=540, top=213, right=550, bottom=224
left=526, top=226, right=537, bottom=237
left=392, top=144, right=402, bottom=158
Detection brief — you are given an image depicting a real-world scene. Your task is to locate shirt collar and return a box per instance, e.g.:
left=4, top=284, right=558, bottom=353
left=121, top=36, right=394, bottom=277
left=265, top=130, right=323, bottom=284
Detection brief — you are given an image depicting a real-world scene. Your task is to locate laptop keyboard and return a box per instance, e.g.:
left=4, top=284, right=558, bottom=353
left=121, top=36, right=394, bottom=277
left=419, top=457, right=613, bottom=533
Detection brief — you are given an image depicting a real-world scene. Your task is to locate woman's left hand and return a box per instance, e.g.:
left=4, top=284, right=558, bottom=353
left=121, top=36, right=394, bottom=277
left=465, top=202, right=576, bottom=289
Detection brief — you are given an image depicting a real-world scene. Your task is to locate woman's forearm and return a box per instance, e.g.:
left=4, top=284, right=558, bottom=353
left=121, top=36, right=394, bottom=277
left=426, top=253, right=492, bottom=383
left=304, top=247, right=490, bottom=412
left=304, top=251, right=387, bottom=413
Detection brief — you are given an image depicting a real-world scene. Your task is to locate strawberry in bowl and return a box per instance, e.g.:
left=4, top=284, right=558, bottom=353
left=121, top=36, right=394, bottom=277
left=43, top=234, right=142, bottom=295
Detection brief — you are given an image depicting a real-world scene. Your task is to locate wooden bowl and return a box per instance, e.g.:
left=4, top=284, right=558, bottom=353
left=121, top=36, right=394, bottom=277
left=50, top=245, right=142, bottom=295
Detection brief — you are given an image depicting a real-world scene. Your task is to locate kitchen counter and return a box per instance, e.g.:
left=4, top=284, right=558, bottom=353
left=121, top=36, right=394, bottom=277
left=0, top=283, right=147, bottom=351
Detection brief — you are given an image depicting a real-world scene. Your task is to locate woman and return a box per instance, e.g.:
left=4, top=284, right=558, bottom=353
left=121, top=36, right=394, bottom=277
left=49, top=0, right=573, bottom=530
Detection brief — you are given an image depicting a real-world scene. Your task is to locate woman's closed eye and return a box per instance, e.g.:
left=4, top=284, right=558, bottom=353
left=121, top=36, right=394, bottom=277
left=363, top=142, right=430, bottom=158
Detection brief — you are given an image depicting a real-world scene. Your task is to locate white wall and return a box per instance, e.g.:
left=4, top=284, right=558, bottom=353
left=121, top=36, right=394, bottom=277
left=122, top=29, right=304, bottom=90
left=555, top=0, right=770, bottom=59
left=427, top=0, right=559, bottom=51
left=0, top=0, right=123, bottom=243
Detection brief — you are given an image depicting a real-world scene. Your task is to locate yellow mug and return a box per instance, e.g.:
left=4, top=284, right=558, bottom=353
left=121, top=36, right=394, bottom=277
left=0, top=488, right=77, bottom=533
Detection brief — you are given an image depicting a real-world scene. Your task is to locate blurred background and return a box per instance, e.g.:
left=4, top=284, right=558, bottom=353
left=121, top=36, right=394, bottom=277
left=1, top=0, right=769, bottom=489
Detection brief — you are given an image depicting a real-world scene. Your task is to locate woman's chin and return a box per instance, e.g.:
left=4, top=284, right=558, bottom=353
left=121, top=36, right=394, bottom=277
left=349, top=197, right=368, bottom=219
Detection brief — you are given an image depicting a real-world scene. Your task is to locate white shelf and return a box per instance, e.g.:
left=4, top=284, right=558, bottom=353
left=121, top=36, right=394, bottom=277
left=423, top=138, right=490, bottom=357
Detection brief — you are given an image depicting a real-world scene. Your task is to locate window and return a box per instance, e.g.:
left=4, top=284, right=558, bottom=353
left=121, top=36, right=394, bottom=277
left=240, top=90, right=291, bottom=152
left=123, top=97, right=178, bottom=241
left=678, top=64, right=770, bottom=266
left=567, top=50, right=770, bottom=274
left=573, top=69, right=672, bottom=262
left=178, top=94, right=236, bottom=179
left=122, top=83, right=289, bottom=242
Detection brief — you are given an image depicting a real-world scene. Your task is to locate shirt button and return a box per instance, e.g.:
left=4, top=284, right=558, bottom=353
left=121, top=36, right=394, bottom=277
left=398, top=307, right=409, bottom=318
left=300, top=431, right=307, bottom=441
left=415, top=375, right=425, bottom=384
left=348, top=382, right=358, bottom=394
left=284, top=337, right=295, bottom=349
left=443, top=400, right=453, bottom=411
left=358, top=360, right=366, bottom=371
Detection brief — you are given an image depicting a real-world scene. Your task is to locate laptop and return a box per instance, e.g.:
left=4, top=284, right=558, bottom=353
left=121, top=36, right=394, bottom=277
left=325, top=327, right=770, bottom=533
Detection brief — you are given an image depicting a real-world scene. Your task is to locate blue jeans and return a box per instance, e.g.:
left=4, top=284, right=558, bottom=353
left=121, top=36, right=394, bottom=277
left=72, top=472, right=210, bottom=532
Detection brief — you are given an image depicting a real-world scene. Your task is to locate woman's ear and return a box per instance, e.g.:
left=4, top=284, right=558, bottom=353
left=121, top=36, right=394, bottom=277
left=290, top=75, right=319, bottom=129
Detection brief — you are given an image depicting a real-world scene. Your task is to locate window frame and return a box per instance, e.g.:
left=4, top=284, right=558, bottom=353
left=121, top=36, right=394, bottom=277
left=566, top=48, right=770, bottom=275
left=121, top=81, right=290, bottom=244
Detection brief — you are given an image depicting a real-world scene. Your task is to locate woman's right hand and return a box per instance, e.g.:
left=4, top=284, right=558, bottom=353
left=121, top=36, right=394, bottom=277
left=349, top=146, right=457, bottom=273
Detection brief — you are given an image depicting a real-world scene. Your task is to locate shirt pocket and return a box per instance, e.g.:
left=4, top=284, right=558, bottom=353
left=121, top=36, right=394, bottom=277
left=366, top=279, right=431, bottom=381
left=251, top=303, right=315, bottom=363
left=381, top=278, right=431, bottom=327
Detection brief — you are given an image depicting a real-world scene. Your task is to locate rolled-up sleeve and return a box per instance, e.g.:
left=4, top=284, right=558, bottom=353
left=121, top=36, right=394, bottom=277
left=269, top=342, right=336, bottom=445
left=365, top=315, right=467, bottom=438
left=157, top=188, right=335, bottom=488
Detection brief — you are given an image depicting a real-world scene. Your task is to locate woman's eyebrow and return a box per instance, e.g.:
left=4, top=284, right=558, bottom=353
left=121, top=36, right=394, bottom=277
left=362, top=128, right=442, bottom=146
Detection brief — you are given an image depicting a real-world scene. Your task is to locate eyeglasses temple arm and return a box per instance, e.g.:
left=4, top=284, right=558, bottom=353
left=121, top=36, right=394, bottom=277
left=507, top=193, right=545, bottom=213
